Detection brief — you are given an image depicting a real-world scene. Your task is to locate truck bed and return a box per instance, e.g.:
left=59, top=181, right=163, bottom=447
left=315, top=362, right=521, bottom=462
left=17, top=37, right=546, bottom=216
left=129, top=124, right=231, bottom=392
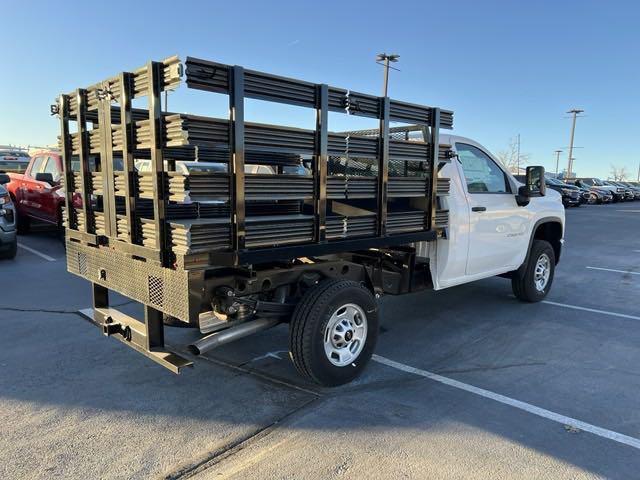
left=59, top=55, right=453, bottom=323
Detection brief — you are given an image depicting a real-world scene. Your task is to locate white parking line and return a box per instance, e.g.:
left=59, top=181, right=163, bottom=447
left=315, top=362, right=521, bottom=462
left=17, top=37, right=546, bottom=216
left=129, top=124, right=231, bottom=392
left=541, top=300, right=640, bottom=321
left=586, top=266, right=640, bottom=276
left=17, top=243, right=56, bottom=262
left=372, top=354, right=640, bottom=450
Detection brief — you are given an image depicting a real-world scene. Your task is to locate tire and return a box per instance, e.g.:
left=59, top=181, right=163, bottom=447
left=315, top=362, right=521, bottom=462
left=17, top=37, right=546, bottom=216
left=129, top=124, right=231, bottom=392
left=512, top=240, right=555, bottom=302
left=57, top=207, right=65, bottom=246
left=0, top=240, right=17, bottom=260
left=16, top=209, right=30, bottom=234
left=289, top=279, right=379, bottom=387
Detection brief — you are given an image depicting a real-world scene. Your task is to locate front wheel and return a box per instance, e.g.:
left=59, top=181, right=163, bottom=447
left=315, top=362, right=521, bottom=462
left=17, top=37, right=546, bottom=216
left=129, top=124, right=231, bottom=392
left=0, top=238, right=17, bottom=260
left=512, top=240, right=555, bottom=302
left=289, top=279, right=379, bottom=387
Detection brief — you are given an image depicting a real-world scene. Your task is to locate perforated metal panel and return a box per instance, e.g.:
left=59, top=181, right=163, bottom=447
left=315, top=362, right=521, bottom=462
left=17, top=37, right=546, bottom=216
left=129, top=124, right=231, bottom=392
left=148, top=275, right=164, bottom=307
left=66, top=241, right=197, bottom=322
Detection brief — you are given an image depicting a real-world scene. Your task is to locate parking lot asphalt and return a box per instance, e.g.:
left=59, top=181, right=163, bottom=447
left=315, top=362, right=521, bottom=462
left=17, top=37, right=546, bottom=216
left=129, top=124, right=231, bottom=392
left=1, top=202, right=639, bottom=479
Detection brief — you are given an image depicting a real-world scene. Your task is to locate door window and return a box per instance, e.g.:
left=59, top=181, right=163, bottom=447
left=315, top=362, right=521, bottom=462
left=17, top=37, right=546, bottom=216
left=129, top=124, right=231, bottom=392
left=456, top=143, right=509, bottom=194
left=28, top=156, right=45, bottom=177
left=43, top=157, right=61, bottom=182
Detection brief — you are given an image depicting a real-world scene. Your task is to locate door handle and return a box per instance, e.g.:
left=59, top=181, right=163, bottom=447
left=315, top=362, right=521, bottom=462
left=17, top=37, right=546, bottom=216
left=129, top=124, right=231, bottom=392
left=472, top=206, right=487, bottom=212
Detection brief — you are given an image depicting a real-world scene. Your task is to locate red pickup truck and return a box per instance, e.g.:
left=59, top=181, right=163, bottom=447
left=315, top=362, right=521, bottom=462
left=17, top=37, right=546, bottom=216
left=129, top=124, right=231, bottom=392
left=6, top=151, right=67, bottom=235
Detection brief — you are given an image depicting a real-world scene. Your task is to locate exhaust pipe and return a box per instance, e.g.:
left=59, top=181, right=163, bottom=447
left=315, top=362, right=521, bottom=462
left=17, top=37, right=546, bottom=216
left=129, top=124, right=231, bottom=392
left=188, top=317, right=280, bottom=356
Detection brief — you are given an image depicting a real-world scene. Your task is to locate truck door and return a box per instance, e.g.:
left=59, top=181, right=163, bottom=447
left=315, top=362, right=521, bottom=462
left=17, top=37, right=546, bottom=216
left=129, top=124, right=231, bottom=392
left=31, top=156, right=62, bottom=223
left=455, top=142, right=529, bottom=276
left=21, top=155, right=46, bottom=218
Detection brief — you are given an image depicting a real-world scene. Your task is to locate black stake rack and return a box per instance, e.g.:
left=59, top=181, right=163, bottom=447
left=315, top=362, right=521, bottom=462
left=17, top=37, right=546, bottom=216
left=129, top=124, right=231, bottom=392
left=59, top=55, right=453, bottom=273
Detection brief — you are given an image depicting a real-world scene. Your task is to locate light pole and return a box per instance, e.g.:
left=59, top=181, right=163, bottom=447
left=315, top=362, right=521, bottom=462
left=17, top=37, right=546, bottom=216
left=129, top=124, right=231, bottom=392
left=554, top=149, right=562, bottom=175
left=516, top=134, right=521, bottom=174
left=566, top=108, right=584, bottom=178
left=376, top=53, right=400, bottom=97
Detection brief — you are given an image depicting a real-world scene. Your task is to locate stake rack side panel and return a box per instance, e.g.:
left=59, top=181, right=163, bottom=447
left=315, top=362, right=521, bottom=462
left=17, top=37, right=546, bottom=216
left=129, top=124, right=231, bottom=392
left=59, top=55, right=454, bottom=271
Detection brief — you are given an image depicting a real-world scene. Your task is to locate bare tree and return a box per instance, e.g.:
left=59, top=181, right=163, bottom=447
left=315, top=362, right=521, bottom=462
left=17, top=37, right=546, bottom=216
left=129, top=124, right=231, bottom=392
left=496, top=137, right=530, bottom=174
left=609, top=164, right=629, bottom=181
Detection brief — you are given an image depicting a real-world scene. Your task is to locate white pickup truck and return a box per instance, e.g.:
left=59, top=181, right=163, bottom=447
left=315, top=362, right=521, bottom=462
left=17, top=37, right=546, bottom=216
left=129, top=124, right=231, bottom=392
left=61, top=55, right=565, bottom=387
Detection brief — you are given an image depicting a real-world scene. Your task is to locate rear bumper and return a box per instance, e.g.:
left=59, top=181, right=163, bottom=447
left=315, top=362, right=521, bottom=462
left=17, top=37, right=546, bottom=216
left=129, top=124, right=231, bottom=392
left=79, top=306, right=193, bottom=374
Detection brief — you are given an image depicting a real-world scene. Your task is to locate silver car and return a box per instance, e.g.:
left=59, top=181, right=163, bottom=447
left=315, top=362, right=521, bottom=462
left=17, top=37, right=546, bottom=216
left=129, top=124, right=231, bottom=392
left=0, top=173, right=17, bottom=259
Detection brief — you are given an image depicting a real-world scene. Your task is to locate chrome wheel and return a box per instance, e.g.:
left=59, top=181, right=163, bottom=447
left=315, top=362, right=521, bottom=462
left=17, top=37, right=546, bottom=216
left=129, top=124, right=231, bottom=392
left=534, top=253, right=551, bottom=292
left=323, top=303, right=368, bottom=367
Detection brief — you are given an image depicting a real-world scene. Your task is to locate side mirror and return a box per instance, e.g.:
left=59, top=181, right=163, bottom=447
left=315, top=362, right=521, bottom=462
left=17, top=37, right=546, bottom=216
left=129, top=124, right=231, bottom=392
left=525, top=166, right=546, bottom=197
left=516, top=166, right=546, bottom=206
left=35, top=172, right=55, bottom=185
left=0, top=173, right=9, bottom=185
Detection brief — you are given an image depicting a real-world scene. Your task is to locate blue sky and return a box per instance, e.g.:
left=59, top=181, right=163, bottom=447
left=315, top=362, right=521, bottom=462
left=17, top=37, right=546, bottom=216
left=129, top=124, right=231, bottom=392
left=2, top=0, right=638, bottom=179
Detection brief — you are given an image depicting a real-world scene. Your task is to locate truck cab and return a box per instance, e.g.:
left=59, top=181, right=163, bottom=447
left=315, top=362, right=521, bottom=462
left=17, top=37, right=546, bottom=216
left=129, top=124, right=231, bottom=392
left=429, top=135, right=563, bottom=291
left=6, top=151, right=66, bottom=233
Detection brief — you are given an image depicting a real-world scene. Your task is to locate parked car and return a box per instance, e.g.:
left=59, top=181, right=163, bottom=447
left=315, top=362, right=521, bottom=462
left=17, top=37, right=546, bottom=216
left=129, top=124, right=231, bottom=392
left=574, top=185, right=596, bottom=204
left=544, top=177, right=581, bottom=207
left=0, top=149, right=30, bottom=162
left=5, top=151, right=66, bottom=236
left=575, top=178, right=625, bottom=202
left=592, top=188, right=614, bottom=203
left=0, top=149, right=30, bottom=174
left=609, top=181, right=639, bottom=200
left=620, top=182, right=640, bottom=199
left=0, top=173, right=17, bottom=259
left=570, top=183, right=613, bottom=204
left=604, top=181, right=635, bottom=201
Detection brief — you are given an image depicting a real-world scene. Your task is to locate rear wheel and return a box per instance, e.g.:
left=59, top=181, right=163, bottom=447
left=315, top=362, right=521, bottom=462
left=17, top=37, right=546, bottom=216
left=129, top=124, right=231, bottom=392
left=512, top=240, right=555, bottom=302
left=289, top=279, right=378, bottom=386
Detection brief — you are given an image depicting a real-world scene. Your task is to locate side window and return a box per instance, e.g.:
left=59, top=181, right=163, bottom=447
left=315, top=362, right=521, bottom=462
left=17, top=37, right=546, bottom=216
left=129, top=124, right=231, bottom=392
left=456, top=143, right=509, bottom=194
left=43, top=157, right=61, bottom=182
left=28, top=156, right=45, bottom=177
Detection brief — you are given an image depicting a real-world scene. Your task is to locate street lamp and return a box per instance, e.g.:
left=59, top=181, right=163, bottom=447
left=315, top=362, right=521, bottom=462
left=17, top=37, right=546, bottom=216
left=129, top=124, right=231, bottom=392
left=376, top=53, right=400, bottom=97
left=566, top=108, right=584, bottom=178
left=554, top=150, right=562, bottom=175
